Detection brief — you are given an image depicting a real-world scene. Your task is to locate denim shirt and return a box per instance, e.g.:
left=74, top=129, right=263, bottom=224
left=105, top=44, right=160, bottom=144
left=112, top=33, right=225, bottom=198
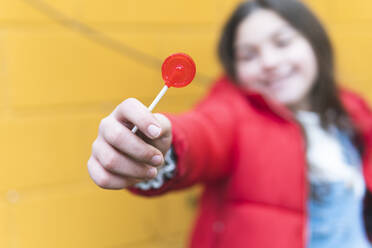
left=297, top=111, right=371, bottom=248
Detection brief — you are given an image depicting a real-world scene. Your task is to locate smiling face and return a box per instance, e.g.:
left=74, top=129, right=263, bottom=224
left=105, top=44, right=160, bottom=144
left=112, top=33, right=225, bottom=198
left=234, top=9, right=318, bottom=110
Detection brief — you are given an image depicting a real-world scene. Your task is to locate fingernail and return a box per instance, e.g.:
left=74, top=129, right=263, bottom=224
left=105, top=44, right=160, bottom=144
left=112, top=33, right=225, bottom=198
left=147, top=167, right=157, bottom=178
left=151, top=155, right=163, bottom=166
left=148, top=124, right=161, bottom=138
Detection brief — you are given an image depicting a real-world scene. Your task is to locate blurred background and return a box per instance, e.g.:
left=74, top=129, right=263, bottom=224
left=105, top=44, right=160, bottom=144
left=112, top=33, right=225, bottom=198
left=0, top=0, right=371, bottom=247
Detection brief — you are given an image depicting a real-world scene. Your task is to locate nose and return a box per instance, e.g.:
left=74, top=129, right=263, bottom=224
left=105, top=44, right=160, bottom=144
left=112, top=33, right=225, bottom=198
left=260, top=47, right=281, bottom=72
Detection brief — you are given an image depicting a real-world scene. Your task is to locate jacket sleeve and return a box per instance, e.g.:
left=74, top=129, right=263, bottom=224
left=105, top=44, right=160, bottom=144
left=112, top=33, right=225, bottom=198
left=341, top=89, right=372, bottom=191
left=341, top=90, right=372, bottom=242
left=128, top=84, right=241, bottom=197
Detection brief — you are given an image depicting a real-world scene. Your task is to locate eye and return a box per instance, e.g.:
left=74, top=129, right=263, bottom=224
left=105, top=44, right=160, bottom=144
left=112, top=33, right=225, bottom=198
left=274, top=35, right=293, bottom=48
left=235, top=49, right=258, bottom=62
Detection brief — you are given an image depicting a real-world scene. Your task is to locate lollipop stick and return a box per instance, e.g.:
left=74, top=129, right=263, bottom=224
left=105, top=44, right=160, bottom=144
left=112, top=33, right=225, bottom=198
left=131, top=85, right=169, bottom=134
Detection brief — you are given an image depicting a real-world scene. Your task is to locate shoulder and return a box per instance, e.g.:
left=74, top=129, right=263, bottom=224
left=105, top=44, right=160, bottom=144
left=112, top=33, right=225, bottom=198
left=194, top=76, right=253, bottom=121
left=197, top=76, right=247, bottom=109
left=340, top=88, right=372, bottom=132
left=340, top=88, right=372, bottom=113
left=204, top=76, right=243, bottom=99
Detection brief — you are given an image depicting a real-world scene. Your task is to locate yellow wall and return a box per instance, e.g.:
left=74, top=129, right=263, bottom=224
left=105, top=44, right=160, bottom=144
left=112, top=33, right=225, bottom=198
left=0, top=0, right=371, bottom=247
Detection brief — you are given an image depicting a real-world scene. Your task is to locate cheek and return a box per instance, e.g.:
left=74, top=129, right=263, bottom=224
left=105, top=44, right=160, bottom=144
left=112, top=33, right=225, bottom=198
left=277, top=42, right=318, bottom=104
left=288, top=41, right=318, bottom=84
left=236, top=62, right=260, bottom=86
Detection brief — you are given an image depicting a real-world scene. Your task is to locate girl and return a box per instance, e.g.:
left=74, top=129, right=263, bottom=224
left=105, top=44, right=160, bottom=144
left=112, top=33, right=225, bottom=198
left=87, top=0, right=372, bottom=247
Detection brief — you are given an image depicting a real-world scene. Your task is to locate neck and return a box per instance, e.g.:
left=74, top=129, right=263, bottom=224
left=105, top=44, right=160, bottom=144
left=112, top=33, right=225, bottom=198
left=287, top=98, right=312, bottom=113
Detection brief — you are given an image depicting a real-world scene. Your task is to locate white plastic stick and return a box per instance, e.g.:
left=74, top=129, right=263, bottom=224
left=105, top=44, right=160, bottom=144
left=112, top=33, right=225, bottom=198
left=131, top=85, right=169, bottom=134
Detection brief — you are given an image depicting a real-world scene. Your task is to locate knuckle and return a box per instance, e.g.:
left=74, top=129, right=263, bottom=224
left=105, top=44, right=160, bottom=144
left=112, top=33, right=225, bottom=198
left=158, top=136, right=172, bottom=150
left=96, top=173, right=111, bottom=189
left=132, top=145, right=148, bottom=161
left=87, top=159, right=109, bottom=188
left=125, top=97, right=139, bottom=105
left=98, top=117, right=110, bottom=133
left=91, top=139, right=99, bottom=153
left=138, top=166, right=152, bottom=178
left=137, top=116, right=152, bottom=130
left=99, top=117, right=108, bottom=127
left=137, top=114, right=148, bottom=123
left=108, top=125, right=124, bottom=147
left=101, top=153, right=118, bottom=171
left=140, top=146, right=157, bottom=161
left=87, top=158, right=93, bottom=170
left=121, top=98, right=138, bottom=110
left=115, top=99, right=137, bottom=122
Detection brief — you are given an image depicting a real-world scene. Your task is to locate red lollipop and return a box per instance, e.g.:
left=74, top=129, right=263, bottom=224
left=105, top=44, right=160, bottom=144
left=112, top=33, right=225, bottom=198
left=131, top=53, right=196, bottom=133
left=162, top=53, right=196, bottom=88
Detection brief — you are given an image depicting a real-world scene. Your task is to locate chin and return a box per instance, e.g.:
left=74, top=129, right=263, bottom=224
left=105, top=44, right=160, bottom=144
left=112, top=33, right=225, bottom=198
left=272, top=94, right=302, bottom=106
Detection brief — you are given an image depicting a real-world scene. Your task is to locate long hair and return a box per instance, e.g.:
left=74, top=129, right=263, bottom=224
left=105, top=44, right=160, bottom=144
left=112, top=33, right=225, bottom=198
left=218, top=0, right=363, bottom=153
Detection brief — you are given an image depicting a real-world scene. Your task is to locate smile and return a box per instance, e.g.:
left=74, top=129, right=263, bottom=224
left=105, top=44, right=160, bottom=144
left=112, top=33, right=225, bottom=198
left=264, top=68, right=297, bottom=90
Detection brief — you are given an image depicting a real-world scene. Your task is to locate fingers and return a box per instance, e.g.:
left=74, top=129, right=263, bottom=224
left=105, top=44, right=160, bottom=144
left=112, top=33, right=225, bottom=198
left=87, top=156, right=139, bottom=189
left=92, top=137, right=158, bottom=179
left=114, top=98, right=162, bottom=139
left=142, top=113, right=172, bottom=154
left=99, top=117, right=164, bottom=167
left=89, top=98, right=174, bottom=190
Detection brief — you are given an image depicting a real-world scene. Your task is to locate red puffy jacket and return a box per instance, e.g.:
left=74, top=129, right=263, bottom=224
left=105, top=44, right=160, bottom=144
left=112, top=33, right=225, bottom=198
left=131, top=76, right=372, bottom=248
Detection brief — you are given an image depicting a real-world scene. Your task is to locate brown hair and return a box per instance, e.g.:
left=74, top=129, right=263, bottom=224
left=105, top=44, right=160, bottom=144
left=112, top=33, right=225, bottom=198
left=218, top=0, right=363, bottom=153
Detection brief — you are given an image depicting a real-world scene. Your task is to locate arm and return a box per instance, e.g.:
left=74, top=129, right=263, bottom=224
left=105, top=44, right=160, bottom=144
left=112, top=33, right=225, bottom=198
left=341, top=90, right=372, bottom=190
left=88, top=80, right=242, bottom=196
left=129, top=85, right=241, bottom=196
